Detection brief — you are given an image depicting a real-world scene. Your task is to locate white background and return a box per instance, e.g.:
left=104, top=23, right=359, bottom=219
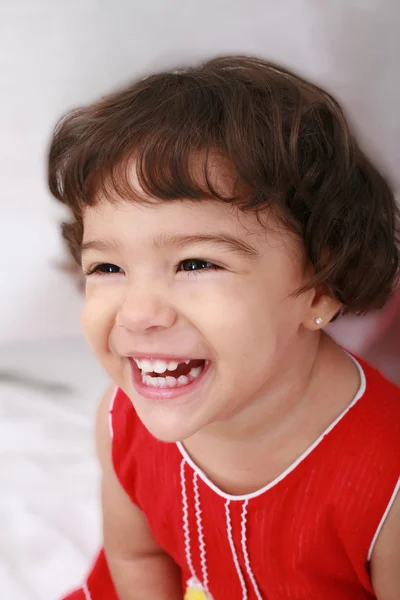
left=1, top=3, right=399, bottom=598
left=1, top=0, right=399, bottom=344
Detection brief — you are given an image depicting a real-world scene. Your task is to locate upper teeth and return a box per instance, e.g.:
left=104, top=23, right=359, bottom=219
left=134, top=359, right=190, bottom=374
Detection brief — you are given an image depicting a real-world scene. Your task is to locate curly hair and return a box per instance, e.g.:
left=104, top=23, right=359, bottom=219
left=48, top=54, right=399, bottom=314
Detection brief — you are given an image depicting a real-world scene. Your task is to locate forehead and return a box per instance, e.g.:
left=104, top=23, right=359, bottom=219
left=83, top=198, right=271, bottom=245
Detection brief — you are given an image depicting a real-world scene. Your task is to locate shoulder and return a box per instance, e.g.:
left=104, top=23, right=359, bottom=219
left=95, top=383, right=118, bottom=469
left=95, top=384, right=144, bottom=471
left=95, top=385, right=146, bottom=505
left=336, top=359, right=400, bottom=475
left=327, top=360, right=400, bottom=569
left=370, top=480, right=400, bottom=599
left=351, top=360, right=400, bottom=499
left=361, top=358, right=400, bottom=402
left=108, top=386, right=144, bottom=447
left=361, top=362, right=400, bottom=595
left=354, top=359, right=400, bottom=446
left=106, top=387, right=159, bottom=490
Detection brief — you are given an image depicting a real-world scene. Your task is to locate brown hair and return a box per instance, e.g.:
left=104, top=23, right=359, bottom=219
left=48, top=55, right=399, bottom=314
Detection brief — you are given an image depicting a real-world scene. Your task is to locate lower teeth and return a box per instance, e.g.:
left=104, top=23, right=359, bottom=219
left=142, top=365, right=203, bottom=388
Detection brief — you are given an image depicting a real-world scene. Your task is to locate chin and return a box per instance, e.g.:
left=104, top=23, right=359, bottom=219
left=139, top=415, right=200, bottom=444
left=127, top=392, right=210, bottom=443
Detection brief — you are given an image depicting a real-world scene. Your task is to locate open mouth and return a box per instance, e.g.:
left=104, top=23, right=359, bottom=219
left=133, top=358, right=206, bottom=389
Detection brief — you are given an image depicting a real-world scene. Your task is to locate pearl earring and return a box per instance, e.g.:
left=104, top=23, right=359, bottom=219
left=315, top=317, right=323, bottom=326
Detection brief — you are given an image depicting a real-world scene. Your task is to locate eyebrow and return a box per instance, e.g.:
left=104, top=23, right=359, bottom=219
left=81, top=239, right=121, bottom=253
left=152, top=233, right=259, bottom=257
left=81, top=233, right=259, bottom=258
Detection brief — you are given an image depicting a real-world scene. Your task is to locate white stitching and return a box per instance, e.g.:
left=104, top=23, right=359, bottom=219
left=180, top=458, right=197, bottom=578
left=225, top=499, right=247, bottom=599
left=241, top=500, right=262, bottom=599
left=193, top=472, right=209, bottom=592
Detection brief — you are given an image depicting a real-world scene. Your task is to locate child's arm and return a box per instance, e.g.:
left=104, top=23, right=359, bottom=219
left=96, top=387, right=183, bottom=600
left=370, top=489, right=400, bottom=600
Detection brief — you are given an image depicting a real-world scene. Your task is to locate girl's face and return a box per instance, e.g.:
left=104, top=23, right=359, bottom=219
left=81, top=194, right=320, bottom=442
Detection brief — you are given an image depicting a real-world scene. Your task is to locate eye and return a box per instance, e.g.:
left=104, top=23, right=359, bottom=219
left=177, top=259, right=220, bottom=273
left=85, top=263, right=124, bottom=276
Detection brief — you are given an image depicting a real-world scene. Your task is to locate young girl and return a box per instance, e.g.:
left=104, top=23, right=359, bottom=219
left=49, top=55, right=400, bottom=600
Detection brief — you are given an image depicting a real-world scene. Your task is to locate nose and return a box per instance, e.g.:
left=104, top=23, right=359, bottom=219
left=115, top=285, right=177, bottom=334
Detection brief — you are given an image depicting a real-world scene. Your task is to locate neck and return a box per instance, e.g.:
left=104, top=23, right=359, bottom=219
left=183, top=332, right=360, bottom=496
left=193, top=332, right=345, bottom=447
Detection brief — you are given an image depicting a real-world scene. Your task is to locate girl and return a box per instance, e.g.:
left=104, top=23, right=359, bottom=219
left=49, top=55, right=400, bottom=599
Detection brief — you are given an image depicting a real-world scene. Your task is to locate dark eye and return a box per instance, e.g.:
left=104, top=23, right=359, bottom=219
left=178, top=259, right=219, bottom=272
left=87, top=263, right=124, bottom=275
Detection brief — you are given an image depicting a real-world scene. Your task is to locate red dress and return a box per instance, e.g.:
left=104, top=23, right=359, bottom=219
left=63, top=358, right=400, bottom=599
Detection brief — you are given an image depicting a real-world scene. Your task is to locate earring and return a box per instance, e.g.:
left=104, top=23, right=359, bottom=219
left=315, top=317, right=323, bottom=326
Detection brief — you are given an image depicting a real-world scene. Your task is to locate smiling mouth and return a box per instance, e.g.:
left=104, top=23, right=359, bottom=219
left=133, top=358, right=206, bottom=388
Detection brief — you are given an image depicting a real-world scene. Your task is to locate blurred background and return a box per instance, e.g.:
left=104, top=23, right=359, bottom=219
left=0, top=1, right=399, bottom=598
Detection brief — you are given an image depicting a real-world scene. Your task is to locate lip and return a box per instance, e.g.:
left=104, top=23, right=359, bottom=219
left=128, top=357, right=211, bottom=401
left=125, top=352, right=201, bottom=363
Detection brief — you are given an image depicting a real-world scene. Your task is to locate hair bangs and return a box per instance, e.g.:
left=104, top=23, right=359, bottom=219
left=96, top=144, right=241, bottom=209
left=50, top=71, right=254, bottom=211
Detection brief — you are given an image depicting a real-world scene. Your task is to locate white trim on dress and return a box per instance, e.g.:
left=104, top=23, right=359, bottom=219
left=108, top=387, right=118, bottom=439
left=177, top=355, right=366, bottom=501
left=368, top=476, right=400, bottom=562
left=82, top=582, right=92, bottom=600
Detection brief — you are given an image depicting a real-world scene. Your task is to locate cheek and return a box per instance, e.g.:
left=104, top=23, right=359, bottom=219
left=81, top=286, right=117, bottom=352
left=188, top=279, right=304, bottom=373
left=188, top=278, right=287, bottom=342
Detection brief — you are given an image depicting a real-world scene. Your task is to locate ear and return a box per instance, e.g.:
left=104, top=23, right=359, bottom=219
left=302, top=287, right=343, bottom=330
